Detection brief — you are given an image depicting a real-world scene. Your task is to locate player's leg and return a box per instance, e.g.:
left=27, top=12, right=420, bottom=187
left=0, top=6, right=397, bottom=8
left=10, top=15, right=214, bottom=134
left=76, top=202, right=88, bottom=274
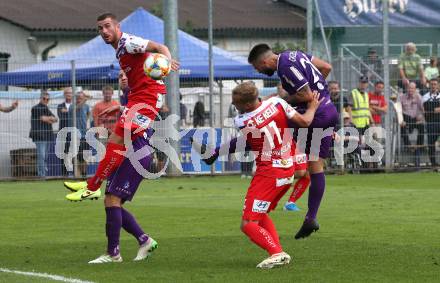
left=240, top=219, right=282, bottom=255
left=89, top=194, right=123, bottom=263
left=65, top=130, right=126, bottom=200
left=294, top=158, right=323, bottom=239
left=294, top=105, right=338, bottom=239
left=241, top=176, right=291, bottom=268
left=285, top=154, right=310, bottom=211
left=65, top=103, right=159, bottom=201
left=105, top=135, right=158, bottom=261
left=284, top=170, right=310, bottom=211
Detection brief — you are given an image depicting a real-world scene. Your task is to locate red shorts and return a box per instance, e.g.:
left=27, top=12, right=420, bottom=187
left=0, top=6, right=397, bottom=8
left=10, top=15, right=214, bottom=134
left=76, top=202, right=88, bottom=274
left=294, top=153, right=308, bottom=171
left=242, top=174, right=294, bottom=221
left=114, top=94, right=164, bottom=139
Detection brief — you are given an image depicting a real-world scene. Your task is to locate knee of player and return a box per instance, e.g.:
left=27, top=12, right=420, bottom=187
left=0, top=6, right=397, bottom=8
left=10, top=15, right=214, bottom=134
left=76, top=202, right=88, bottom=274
left=240, top=219, right=258, bottom=231
left=104, top=194, right=122, bottom=207
left=294, top=169, right=307, bottom=178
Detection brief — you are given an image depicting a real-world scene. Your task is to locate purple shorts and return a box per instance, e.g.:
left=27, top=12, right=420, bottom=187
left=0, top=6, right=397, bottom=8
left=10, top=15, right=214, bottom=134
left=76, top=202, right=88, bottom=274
left=293, top=103, right=339, bottom=159
left=105, top=135, right=153, bottom=202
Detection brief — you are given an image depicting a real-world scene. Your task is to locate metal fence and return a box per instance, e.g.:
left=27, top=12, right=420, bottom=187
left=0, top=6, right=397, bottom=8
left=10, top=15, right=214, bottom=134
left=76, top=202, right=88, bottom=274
left=0, top=58, right=251, bottom=179
left=1, top=48, right=440, bottom=179
left=329, top=44, right=440, bottom=173
left=1, top=22, right=440, bottom=179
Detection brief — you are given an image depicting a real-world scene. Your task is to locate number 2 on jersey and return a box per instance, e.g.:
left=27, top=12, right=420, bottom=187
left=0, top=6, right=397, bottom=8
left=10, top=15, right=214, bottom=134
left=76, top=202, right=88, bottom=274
left=299, top=56, right=322, bottom=84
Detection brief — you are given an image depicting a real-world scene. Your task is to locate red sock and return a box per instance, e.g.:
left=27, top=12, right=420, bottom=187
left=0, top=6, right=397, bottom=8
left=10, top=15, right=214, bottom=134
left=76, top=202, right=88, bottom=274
left=259, top=214, right=280, bottom=247
left=242, top=222, right=282, bottom=255
left=288, top=175, right=310, bottom=203
left=87, top=142, right=126, bottom=191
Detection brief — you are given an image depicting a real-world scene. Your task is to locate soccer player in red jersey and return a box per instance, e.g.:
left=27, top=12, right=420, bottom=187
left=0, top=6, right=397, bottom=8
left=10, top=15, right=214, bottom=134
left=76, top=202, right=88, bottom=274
left=283, top=153, right=310, bottom=211
left=63, top=13, right=178, bottom=263
left=65, top=13, right=179, bottom=201
left=201, top=82, right=321, bottom=268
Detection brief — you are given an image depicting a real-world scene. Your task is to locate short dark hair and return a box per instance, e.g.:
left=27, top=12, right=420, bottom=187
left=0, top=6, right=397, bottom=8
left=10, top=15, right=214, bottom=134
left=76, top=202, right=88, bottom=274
left=97, top=13, right=117, bottom=22
left=429, top=77, right=438, bottom=82
left=40, top=90, right=49, bottom=98
left=248, top=44, right=271, bottom=64
left=328, top=80, right=339, bottom=86
left=375, top=81, right=384, bottom=86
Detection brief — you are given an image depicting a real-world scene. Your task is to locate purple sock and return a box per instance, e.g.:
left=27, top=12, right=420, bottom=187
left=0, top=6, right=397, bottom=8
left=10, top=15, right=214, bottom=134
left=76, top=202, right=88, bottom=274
left=306, top=172, right=326, bottom=221
left=105, top=207, right=122, bottom=256
left=121, top=208, right=149, bottom=245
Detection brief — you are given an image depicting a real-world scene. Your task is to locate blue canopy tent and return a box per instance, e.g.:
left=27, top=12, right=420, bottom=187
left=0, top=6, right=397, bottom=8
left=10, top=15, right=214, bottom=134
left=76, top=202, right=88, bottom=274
left=0, top=8, right=266, bottom=88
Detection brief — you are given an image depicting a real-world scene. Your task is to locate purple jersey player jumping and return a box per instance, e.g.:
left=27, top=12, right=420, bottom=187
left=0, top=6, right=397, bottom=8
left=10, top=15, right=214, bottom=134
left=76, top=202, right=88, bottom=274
left=248, top=44, right=338, bottom=239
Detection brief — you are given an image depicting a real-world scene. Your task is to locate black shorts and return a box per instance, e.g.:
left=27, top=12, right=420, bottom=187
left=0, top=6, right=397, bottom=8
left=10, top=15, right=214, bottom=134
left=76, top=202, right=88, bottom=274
left=77, top=139, right=90, bottom=162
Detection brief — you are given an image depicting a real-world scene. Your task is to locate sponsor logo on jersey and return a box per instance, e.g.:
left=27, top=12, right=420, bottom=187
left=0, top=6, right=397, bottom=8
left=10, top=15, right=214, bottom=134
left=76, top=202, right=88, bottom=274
left=247, top=104, right=279, bottom=128
left=295, top=154, right=308, bottom=164
left=288, top=51, right=297, bottom=62
left=272, top=157, right=294, bottom=168
left=252, top=199, right=271, bottom=213
left=123, top=181, right=130, bottom=189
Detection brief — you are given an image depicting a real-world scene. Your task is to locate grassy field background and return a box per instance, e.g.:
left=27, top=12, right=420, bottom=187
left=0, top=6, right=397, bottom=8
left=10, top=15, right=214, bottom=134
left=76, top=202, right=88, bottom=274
left=0, top=173, right=439, bottom=283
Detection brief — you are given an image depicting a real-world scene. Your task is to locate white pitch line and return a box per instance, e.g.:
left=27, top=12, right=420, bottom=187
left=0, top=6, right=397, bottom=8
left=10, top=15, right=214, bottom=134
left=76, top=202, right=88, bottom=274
left=0, top=267, right=95, bottom=283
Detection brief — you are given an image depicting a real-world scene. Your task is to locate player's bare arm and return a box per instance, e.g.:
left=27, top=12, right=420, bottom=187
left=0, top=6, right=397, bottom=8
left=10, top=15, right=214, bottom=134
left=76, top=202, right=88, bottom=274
left=146, top=41, right=180, bottom=71
left=0, top=100, right=18, bottom=113
left=290, top=91, right=322, bottom=127
left=311, top=57, right=332, bottom=79
left=285, top=84, right=314, bottom=105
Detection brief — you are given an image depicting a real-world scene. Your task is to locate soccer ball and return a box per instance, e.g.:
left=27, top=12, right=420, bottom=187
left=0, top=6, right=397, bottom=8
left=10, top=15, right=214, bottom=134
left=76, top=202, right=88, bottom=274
left=143, top=53, right=171, bottom=80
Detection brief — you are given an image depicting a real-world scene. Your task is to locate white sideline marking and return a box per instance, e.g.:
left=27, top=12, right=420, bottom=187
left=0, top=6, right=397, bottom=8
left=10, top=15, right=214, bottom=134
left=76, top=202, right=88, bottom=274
left=0, top=267, right=95, bottom=283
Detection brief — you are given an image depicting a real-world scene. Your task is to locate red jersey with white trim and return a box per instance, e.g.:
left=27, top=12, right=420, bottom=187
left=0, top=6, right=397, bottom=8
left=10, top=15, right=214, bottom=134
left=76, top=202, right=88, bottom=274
left=116, top=33, right=166, bottom=112
left=234, top=97, right=298, bottom=178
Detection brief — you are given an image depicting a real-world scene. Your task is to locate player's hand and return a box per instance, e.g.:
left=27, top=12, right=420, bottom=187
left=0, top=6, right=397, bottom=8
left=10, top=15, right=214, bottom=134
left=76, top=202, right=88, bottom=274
left=99, top=105, right=120, bottom=116
left=308, top=91, right=323, bottom=110
left=170, top=59, right=180, bottom=71
left=12, top=100, right=18, bottom=109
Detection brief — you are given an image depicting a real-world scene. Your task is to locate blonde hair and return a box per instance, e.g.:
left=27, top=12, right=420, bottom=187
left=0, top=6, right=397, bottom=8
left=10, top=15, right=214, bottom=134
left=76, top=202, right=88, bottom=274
left=232, top=81, right=258, bottom=104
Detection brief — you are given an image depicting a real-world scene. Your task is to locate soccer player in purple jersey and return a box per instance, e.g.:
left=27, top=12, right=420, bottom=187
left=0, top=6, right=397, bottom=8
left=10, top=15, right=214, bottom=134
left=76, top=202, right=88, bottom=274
left=248, top=44, right=338, bottom=239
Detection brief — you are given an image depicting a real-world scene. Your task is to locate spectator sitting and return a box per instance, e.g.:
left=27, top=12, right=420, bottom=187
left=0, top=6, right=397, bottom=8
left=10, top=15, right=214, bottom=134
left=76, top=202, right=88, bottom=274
left=368, top=81, right=388, bottom=126
left=422, top=78, right=440, bottom=167
left=0, top=100, right=18, bottom=113
left=69, top=91, right=91, bottom=177
left=400, top=82, right=425, bottom=165
left=424, top=56, right=439, bottom=81
left=30, top=91, right=57, bottom=178
left=398, top=42, right=426, bottom=90
left=92, top=85, right=120, bottom=134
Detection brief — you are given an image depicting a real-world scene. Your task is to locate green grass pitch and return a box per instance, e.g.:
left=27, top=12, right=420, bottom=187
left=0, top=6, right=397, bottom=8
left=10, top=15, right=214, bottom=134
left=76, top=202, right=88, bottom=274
left=0, top=173, right=439, bottom=282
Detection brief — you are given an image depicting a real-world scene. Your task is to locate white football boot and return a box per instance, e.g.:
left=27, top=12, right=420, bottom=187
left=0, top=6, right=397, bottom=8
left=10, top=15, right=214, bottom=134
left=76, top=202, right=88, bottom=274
left=256, top=252, right=291, bottom=269
left=88, top=254, right=123, bottom=264
left=133, top=237, right=158, bottom=261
